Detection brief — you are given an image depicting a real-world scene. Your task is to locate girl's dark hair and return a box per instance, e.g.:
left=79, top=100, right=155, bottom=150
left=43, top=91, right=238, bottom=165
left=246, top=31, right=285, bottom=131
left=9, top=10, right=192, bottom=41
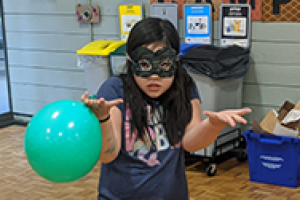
left=120, top=17, right=194, bottom=146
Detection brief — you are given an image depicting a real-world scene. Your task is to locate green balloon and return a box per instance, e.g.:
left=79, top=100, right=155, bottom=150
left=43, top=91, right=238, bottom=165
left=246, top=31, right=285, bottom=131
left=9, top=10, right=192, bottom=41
left=24, top=100, right=102, bottom=183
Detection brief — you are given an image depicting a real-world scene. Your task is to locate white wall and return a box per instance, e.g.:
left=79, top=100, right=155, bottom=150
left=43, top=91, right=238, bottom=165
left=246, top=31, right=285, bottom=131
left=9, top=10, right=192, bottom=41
left=3, top=0, right=300, bottom=126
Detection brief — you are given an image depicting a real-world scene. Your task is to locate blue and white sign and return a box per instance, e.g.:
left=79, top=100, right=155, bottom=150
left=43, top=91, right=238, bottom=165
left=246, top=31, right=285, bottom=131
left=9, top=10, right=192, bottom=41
left=183, top=4, right=212, bottom=44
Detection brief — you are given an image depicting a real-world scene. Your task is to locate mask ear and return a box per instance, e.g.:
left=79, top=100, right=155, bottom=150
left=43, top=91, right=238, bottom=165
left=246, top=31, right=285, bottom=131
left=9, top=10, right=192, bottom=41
left=126, top=53, right=135, bottom=64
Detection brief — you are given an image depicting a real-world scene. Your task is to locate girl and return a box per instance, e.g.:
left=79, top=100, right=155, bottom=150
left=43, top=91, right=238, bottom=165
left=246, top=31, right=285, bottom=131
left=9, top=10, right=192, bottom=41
left=81, top=17, right=251, bottom=200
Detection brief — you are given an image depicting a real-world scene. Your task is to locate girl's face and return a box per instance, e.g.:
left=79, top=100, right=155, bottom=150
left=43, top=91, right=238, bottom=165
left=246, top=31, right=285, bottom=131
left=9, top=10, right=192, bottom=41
left=133, top=42, right=175, bottom=99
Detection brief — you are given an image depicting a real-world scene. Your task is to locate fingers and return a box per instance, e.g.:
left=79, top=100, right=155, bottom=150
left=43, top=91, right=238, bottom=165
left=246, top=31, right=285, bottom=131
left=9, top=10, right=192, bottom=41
left=232, top=114, right=247, bottom=124
left=106, top=99, right=124, bottom=108
left=204, top=110, right=249, bottom=127
left=230, top=108, right=252, bottom=116
left=203, top=110, right=216, bottom=118
left=223, top=114, right=248, bottom=127
left=224, top=115, right=236, bottom=127
left=92, top=98, right=123, bottom=108
left=84, top=98, right=98, bottom=107
left=80, top=91, right=89, bottom=101
left=82, top=95, right=123, bottom=109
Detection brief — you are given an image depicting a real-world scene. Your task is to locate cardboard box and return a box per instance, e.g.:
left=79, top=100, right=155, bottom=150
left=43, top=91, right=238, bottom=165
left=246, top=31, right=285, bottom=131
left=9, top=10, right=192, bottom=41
left=252, top=100, right=300, bottom=138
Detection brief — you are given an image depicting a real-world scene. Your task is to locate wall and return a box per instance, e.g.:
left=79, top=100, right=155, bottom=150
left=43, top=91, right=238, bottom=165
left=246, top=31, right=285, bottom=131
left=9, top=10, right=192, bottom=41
left=3, top=0, right=300, bottom=126
left=4, top=0, right=90, bottom=115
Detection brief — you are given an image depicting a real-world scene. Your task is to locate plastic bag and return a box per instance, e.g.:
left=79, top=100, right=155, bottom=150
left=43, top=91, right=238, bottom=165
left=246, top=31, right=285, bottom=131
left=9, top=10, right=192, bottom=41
left=181, top=45, right=250, bottom=80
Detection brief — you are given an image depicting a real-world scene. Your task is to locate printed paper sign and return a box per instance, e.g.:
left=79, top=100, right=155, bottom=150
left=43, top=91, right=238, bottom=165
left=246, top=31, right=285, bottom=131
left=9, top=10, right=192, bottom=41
left=219, top=4, right=251, bottom=48
left=184, top=4, right=212, bottom=44
left=223, top=0, right=262, bottom=21
left=150, top=0, right=184, bottom=18
left=118, top=4, right=143, bottom=41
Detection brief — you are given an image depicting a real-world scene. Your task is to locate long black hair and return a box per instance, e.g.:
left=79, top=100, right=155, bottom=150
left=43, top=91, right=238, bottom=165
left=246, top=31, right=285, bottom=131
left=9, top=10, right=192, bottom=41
left=120, top=17, right=194, bottom=146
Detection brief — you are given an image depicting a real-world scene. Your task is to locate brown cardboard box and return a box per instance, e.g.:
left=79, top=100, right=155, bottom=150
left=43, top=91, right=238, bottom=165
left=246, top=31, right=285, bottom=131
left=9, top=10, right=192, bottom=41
left=252, top=100, right=300, bottom=138
left=277, top=101, right=294, bottom=121
left=259, top=109, right=280, bottom=133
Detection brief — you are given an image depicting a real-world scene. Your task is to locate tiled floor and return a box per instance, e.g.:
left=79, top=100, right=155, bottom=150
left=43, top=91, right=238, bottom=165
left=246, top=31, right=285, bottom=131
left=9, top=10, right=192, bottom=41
left=1, top=125, right=300, bottom=200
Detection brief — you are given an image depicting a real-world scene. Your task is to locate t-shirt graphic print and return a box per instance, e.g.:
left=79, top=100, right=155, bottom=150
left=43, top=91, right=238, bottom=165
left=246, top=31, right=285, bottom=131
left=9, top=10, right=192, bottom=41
left=124, top=105, right=181, bottom=167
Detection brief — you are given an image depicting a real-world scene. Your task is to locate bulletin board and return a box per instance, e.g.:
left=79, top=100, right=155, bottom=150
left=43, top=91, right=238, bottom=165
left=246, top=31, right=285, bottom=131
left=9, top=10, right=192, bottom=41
left=222, top=0, right=262, bottom=21
left=262, top=0, right=300, bottom=22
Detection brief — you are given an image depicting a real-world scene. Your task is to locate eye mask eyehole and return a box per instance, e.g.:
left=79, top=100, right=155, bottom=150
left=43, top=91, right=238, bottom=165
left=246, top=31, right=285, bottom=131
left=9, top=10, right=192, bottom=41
left=138, top=60, right=152, bottom=71
left=160, top=59, right=172, bottom=71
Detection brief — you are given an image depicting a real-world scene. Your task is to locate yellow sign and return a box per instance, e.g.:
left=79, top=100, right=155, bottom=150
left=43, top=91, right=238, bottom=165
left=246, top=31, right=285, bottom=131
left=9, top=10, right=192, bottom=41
left=118, top=4, right=143, bottom=41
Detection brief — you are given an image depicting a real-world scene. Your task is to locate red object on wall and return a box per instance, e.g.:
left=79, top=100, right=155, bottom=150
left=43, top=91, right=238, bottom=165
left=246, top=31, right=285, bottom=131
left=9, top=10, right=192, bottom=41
left=222, top=0, right=262, bottom=21
left=262, top=0, right=300, bottom=22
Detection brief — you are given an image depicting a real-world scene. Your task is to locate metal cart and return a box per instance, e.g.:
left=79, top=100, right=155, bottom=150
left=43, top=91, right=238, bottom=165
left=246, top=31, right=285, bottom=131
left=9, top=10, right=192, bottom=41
left=181, top=44, right=250, bottom=176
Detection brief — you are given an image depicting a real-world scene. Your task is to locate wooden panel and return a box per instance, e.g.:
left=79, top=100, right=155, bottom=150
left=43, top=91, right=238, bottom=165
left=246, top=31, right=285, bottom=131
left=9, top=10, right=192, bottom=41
left=251, top=42, right=300, bottom=64
left=3, top=0, right=88, bottom=14
left=0, top=61, right=5, bottom=70
left=5, top=15, right=90, bottom=34
left=6, top=32, right=90, bottom=51
left=11, top=83, right=84, bottom=102
left=243, top=84, right=300, bottom=107
left=0, top=50, right=5, bottom=59
left=7, top=50, right=78, bottom=69
left=9, top=67, right=87, bottom=89
left=242, top=104, right=278, bottom=124
left=93, top=16, right=119, bottom=35
left=252, top=22, right=300, bottom=42
left=244, top=63, right=300, bottom=86
left=93, top=35, right=120, bottom=41
left=12, top=98, right=48, bottom=115
left=4, top=126, right=300, bottom=200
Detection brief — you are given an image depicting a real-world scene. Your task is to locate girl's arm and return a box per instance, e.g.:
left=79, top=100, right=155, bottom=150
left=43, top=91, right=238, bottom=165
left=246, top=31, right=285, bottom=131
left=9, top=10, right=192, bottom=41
left=98, top=106, right=122, bottom=163
left=182, top=99, right=251, bottom=152
left=81, top=92, right=123, bottom=163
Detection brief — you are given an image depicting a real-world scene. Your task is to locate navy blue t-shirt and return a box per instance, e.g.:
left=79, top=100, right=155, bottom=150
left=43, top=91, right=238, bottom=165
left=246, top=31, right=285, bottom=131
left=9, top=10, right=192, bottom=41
left=96, top=76, right=200, bottom=200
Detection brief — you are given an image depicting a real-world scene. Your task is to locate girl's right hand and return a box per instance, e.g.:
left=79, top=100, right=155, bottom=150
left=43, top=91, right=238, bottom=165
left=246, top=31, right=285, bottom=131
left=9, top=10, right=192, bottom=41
left=80, top=92, right=123, bottom=121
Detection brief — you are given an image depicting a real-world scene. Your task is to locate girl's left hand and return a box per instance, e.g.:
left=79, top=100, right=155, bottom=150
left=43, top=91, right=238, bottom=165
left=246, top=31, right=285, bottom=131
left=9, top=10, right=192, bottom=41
left=203, top=108, right=252, bottom=128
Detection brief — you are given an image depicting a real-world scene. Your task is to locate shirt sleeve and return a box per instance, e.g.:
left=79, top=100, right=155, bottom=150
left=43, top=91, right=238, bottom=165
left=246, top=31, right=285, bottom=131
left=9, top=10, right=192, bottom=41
left=95, top=76, right=124, bottom=111
left=190, top=81, right=201, bottom=102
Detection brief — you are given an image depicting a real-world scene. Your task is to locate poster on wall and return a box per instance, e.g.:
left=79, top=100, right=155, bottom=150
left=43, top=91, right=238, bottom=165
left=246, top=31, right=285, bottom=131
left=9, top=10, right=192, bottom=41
left=185, top=0, right=222, bottom=20
left=263, top=0, right=300, bottom=22
left=118, top=3, right=143, bottom=41
left=219, top=4, right=251, bottom=48
left=183, top=4, right=212, bottom=44
left=150, top=4, right=178, bottom=29
left=150, top=0, right=184, bottom=19
left=222, top=0, right=262, bottom=21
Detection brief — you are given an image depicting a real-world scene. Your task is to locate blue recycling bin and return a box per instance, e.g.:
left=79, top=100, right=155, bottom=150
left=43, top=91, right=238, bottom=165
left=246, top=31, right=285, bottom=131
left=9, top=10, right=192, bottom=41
left=244, top=130, right=300, bottom=188
left=179, top=43, right=200, bottom=58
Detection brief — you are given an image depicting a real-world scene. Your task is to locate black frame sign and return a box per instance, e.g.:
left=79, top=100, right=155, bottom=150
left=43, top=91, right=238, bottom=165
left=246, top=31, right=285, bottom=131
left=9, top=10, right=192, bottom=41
left=219, top=4, right=251, bottom=48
